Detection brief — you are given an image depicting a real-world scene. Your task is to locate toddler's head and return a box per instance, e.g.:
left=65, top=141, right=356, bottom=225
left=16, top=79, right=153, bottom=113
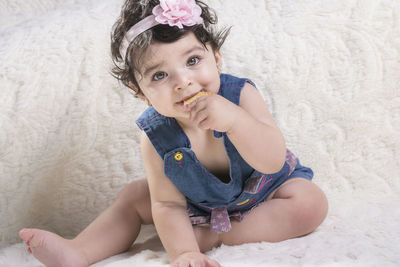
left=110, top=0, right=229, bottom=97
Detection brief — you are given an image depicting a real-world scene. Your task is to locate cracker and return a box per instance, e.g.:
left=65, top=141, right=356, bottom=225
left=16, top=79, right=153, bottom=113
left=184, top=91, right=215, bottom=105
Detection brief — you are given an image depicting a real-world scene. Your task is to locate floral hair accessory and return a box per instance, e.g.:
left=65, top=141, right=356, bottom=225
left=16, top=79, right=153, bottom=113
left=153, top=0, right=203, bottom=29
left=119, top=0, right=204, bottom=60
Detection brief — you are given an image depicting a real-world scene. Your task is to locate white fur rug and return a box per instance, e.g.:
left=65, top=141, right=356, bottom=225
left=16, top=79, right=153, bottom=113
left=1, top=0, right=399, bottom=266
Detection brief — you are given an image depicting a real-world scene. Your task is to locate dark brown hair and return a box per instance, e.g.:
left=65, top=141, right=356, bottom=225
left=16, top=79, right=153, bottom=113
left=110, top=0, right=230, bottom=96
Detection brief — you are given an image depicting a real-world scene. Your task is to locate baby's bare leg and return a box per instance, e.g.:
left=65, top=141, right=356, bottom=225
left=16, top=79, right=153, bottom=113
left=193, top=225, right=222, bottom=253
left=219, top=178, right=328, bottom=245
left=19, top=179, right=152, bottom=267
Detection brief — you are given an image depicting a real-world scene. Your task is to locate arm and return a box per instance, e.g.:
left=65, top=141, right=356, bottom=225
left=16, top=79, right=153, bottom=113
left=226, top=83, right=286, bottom=174
left=188, top=83, right=286, bottom=174
left=141, top=133, right=220, bottom=267
left=140, top=132, right=200, bottom=259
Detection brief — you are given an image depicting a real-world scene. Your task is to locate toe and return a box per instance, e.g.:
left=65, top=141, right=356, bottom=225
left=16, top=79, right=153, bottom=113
left=19, top=229, right=45, bottom=248
left=19, top=229, right=33, bottom=241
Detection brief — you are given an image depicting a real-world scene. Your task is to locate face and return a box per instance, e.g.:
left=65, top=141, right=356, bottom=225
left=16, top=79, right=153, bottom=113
left=135, top=32, right=222, bottom=121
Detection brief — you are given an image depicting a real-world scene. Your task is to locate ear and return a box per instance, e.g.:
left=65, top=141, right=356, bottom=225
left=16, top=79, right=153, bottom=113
left=214, top=50, right=223, bottom=71
left=128, top=82, right=151, bottom=105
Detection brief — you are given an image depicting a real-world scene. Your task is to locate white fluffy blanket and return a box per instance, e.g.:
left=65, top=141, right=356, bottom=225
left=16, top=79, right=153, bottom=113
left=1, top=0, right=399, bottom=266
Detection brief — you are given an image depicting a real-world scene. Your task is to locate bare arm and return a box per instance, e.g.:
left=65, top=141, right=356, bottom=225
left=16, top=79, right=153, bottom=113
left=189, top=82, right=286, bottom=174
left=140, top=133, right=200, bottom=260
left=226, top=83, right=286, bottom=174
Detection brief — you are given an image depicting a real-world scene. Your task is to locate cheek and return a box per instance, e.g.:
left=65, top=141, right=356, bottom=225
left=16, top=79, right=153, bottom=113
left=146, top=91, right=171, bottom=110
left=200, top=66, right=219, bottom=83
left=140, top=85, right=160, bottom=101
left=209, top=69, right=221, bottom=89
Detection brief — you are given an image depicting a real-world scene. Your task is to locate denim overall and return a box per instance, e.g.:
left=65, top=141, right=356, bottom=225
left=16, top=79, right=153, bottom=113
left=136, top=74, right=313, bottom=233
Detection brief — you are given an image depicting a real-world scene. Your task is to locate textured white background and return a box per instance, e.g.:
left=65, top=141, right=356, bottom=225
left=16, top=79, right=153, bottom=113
left=0, top=0, right=399, bottom=266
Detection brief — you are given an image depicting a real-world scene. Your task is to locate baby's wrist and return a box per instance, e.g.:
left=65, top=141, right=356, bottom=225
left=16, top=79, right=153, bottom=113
left=171, top=250, right=201, bottom=262
left=225, top=107, right=245, bottom=135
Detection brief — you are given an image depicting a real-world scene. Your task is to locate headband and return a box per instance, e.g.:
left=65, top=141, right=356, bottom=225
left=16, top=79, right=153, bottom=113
left=119, top=0, right=204, bottom=61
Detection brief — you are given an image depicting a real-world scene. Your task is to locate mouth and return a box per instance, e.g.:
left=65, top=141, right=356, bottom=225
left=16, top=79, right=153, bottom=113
left=176, top=90, right=206, bottom=105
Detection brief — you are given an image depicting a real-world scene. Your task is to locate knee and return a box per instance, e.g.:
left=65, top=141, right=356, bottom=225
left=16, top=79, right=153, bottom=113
left=292, top=187, right=328, bottom=233
left=114, top=179, right=149, bottom=209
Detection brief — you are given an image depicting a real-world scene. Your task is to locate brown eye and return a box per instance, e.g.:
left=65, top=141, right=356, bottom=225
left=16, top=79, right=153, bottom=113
left=187, top=56, right=200, bottom=66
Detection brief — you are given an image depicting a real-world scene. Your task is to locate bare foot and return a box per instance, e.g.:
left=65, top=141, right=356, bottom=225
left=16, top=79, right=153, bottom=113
left=19, top=228, right=89, bottom=267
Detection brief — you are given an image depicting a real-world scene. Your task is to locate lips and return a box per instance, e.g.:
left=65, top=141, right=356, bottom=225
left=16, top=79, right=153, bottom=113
left=177, top=90, right=205, bottom=105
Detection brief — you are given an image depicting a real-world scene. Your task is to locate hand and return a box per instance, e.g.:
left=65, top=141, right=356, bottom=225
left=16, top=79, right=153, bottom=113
left=171, top=251, right=221, bottom=267
left=185, top=94, right=241, bottom=132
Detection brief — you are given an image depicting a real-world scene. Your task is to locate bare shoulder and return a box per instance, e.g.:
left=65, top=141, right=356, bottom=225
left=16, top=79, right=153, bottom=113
left=140, top=131, right=165, bottom=180
left=239, top=82, right=276, bottom=126
left=140, top=131, right=160, bottom=161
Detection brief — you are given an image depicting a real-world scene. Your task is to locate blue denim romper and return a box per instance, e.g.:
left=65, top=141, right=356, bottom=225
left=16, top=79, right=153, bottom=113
left=136, top=74, right=313, bottom=233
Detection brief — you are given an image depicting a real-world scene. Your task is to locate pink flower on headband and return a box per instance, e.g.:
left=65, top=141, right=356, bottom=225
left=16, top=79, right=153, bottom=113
left=153, top=0, right=204, bottom=29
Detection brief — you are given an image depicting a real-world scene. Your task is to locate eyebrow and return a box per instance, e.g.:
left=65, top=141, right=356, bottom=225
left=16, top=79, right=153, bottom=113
left=142, top=45, right=206, bottom=77
left=143, top=63, right=162, bottom=78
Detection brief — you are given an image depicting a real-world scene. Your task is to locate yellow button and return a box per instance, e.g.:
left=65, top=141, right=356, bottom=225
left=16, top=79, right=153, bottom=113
left=174, top=152, right=183, bottom=161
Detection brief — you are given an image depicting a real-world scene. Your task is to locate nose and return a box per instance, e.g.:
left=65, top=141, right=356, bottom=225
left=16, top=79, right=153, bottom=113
left=174, top=70, right=192, bottom=91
